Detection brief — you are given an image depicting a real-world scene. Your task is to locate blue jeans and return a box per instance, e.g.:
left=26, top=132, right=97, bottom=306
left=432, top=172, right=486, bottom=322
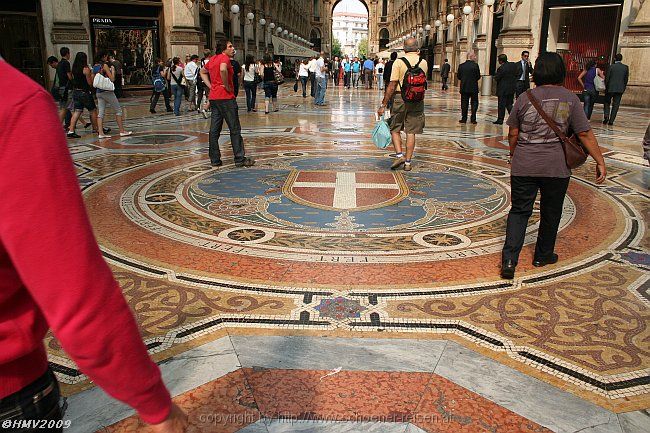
left=315, top=76, right=327, bottom=105
left=582, top=89, right=597, bottom=120
left=300, top=76, right=308, bottom=97
left=0, top=368, right=64, bottom=433
left=171, top=84, right=184, bottom=115
left=244, top=81, right=257, bottom=111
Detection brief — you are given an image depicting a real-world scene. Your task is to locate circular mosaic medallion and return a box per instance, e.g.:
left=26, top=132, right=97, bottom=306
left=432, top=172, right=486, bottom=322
left=116, top=152, right=576, bottom=263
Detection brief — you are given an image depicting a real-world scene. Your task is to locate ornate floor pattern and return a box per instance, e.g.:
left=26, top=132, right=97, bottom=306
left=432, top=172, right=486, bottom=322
left=56, top=85, right=650, bottom=432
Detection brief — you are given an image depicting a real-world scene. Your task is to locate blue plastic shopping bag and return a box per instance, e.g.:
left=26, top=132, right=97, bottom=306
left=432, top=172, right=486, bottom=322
left=372, top=116, right=391, bottom=149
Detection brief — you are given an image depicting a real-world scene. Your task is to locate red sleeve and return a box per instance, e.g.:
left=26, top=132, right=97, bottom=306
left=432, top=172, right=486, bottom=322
left=0, top=90, right=172, bottom=424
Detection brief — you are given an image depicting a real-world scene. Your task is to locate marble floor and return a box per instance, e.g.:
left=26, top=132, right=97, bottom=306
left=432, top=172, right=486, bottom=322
left=58, top=83, right=649, bottom=432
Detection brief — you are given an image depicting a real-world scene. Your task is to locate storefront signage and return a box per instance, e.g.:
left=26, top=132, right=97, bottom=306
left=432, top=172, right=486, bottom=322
left=91, top=16, right=158, bottom=29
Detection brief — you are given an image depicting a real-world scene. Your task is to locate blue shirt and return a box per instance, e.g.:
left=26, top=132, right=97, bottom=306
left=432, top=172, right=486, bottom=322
left=363, top=59, right=374, bottom=71
left=344, top=62, right=351, bottom=72
left=352, top=62, right=360, bottom=73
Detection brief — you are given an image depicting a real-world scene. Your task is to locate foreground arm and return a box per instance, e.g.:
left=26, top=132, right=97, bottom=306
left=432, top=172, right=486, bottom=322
left=577, top=129, right=607, bottom=183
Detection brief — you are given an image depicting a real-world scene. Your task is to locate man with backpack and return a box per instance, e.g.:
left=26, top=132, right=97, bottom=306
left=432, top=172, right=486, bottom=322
left=149, top=58, right=172, bottom=114
left=377, top=37, right=428, bottom=172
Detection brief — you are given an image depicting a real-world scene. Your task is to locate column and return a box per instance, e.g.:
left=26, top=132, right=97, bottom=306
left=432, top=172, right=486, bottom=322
left=496, top=0, right=535, bottom=63
left=213, top=0, right=225, bottom=52
left=163, top=0, right=202, bottom=59
left=475, top=2, right=494, bottom=95
left=618, top=0, right=650, bottom=106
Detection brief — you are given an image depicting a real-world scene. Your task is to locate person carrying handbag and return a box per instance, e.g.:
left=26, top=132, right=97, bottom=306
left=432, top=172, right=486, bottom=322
left=169, top=57, right=185, bottom=116
left=92, top=51, right=132, bottom=138
left=500, top=52, right=607, bottom=280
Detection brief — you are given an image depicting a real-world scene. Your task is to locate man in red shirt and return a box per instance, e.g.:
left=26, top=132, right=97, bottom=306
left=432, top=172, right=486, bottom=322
left=0, top=59, right=187, bottom=432
left=199, top=40, right=254, bottom=168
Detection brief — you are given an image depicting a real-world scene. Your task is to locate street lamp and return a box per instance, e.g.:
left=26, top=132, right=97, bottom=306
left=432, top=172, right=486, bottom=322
left=276, top=26, right=282, bottom=34
left=463, top=5, right=473, bottom=15
left=425, top=24, right=431, bottom=32
left=269, top=22, right=275, bottom=30
left=246, top=12, right=254, bottom=21
left=446, top=13, right=455, bottom=23
left=230, top=4, right=239, bottom=14
left=434, top=19, right=442, bottom=28
left=259, top=18, right=266, bottom=26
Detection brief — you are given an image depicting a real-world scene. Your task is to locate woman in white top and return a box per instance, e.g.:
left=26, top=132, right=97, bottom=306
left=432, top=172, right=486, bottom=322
left=243, top=55, right=258, bottom=112
left=375, top=60, right=385, bottom=90
left=169, top=57, right=184, bottom=116
left=298, top=59, right=310, bottom=98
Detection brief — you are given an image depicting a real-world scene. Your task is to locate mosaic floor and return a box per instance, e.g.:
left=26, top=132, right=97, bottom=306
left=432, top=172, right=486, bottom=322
left=57, top=84, right=649, bottom=432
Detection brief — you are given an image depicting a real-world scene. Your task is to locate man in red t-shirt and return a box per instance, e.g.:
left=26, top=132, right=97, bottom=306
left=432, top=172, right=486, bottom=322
left=199, top=40, right=254, bottom=168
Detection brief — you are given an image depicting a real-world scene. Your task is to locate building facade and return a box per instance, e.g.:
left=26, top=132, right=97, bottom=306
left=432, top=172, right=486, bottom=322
left=332, top=11, right=369, bottom=57
left=1, top=0, right=315, bottom=88
left=385, top=0, right=650, bottom=107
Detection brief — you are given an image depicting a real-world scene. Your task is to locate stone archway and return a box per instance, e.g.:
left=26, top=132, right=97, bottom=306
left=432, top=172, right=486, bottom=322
left=325, top=0, right=379, bottom=56
left=310, top=27, right=322, bottom=53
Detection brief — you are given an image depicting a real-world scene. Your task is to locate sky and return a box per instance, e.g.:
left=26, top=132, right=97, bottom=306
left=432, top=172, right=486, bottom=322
left=333, top=0, right=367, bottom=14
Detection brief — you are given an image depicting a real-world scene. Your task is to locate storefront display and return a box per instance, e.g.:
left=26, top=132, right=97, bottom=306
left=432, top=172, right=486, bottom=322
left=91, top=17, right=160, bottom=87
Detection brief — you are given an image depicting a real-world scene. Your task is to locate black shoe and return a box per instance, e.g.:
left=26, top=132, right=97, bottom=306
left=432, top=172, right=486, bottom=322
left=493, top=120, right=503, bottom=125
left=102, top=127, right=111, bottom=134
left=166, top=108, right=173, bottom=113
left=607, top=121, right=614, bottom=126
left=500, top=260, right=516, bottom=279
left=235, top=157, right=255, bottom=167
left=471, top=119, right=478, bottom=124
left=150, top=109, right=156, bottom=114
left=67, top=132, right=80, bottom=139
left=210, top=161, right=223, bottom=167
left=602, top=118, right=609, bottom=124
left=459, top=119, right=467, bottom=124
left=533, top=253, right=559, bottom=267
left=84, top=122, right=92, bottom=129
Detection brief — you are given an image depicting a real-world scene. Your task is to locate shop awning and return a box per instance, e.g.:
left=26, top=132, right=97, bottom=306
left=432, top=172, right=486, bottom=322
left=271, top=35, right=318, bottom=58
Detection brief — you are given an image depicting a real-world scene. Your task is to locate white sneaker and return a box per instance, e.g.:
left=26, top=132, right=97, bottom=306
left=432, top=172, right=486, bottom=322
left=98, top=134, right=111, bottom=139
left=120, top=131, right=133, bottom=137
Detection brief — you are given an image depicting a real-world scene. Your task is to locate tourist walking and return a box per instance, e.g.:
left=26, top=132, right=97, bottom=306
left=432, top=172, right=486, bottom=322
left=92, top=51, right=132, bottom=138
left=0, top=58, right=189, bottom=433
left=243, top=55, right=258, bottom=112
left=184, top=55, right=200, bottom=111
left=577, top=60, right=604, bottom=120
left=196, top=49, right=212, bottom=118
left=377, top=37, right=428, bottom=172
left=363, top=57, right=374, bottom=89
left=109, top=53, right=123, bottom=98
left=494, top=54, right=518, bottom=125
left=500, top=52, right=607, bottom=279
left=150, top=58, right=172, bottom=114
left=308, top=56, right=318, bottom=97
left=375, top=59, right=385, bottom=90
left=315, top=51, right=328, bottom=106
left=169, top=57, right=184, bottom=116
left=55, top=47, right=73, bottom=126
left=440, top=58, right=450, bottom=91
left=332, top=56, right=341, bottom=87
left=262, top=55, right=280, bottom=114
left=457, top=52, right=481, bottom=124
left=352, top=58, right=361, bottom=88
left=66, top=52, right=99, bottom=138
left=603, top=53, right=629, bottom=126
left=343, top=57, right=352, bottom=88
left=199, top=40, right=254, bottom=168
left=299, top=59, right=310, bottom=97
left=515, top=50, right=533, bottom=98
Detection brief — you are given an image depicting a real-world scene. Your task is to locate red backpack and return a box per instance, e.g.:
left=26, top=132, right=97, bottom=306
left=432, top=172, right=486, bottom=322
left=400, top=57, right=427, bottom=102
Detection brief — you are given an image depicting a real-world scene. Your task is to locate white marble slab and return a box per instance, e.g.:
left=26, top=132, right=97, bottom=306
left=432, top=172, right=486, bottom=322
left=433, top=341, right=623, bottom=433
left=236, top=419, right=424, bottom=433
left=64, top=336, right=240, bottom=433
left=617, top=410, right=650, bottom=433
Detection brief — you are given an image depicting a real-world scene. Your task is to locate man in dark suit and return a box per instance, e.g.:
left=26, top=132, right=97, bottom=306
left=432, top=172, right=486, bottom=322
left=440, top=58, right=450, bottom=91
left=457, top=52, right=481, bottom=124
left=603, top=53, right=629, bottom=126
left=494, top=54, right=518, bottom=125
left=515, top=50, right=533, bottom=98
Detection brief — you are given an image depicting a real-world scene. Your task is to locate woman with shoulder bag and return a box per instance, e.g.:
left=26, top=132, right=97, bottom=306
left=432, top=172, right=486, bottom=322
left=262, top=55, right=279, bottom=114
left=577, top=60, right=604, bottom=120
left=92, top=51, right=132, bottom=138
left=66, top=52, right=99, bottom=139
left=500, top=52, right=607, bottom=279
left=169, top=57, right=184, bottom=116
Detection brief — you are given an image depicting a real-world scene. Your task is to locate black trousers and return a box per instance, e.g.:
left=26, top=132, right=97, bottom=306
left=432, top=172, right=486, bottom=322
left=209, top=99, right=245, bottom=164
left=196, top=82, right=208, bottom=108
left=502, top=176, right=570, bottom=265
left=441, top=77, right=448, bottom=90
left=496, top=93, right=514, bottom=122
left=460, top=92, right=479, bottom=121
left=603, top=92, right=623, bottom=123
left=333, top=69, right=340, bottom=86
left=515, top=80, right=528, bottom=98
left=150, top=89, right=171, bottom=111
left=0, top=368, right=63, bottom=433
left=309, top=72, right=316, bottom=97
left=114, top=74, right=123, bottom=98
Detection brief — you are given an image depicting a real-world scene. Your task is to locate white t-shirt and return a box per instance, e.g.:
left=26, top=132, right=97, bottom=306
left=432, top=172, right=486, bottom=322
left=375, top=63, right=384, bottom=75
left=315, top=57, right=326, bottom=79
left=308, top=58, right=317, bottom=73
left=170, top=66, right=183, bottom=85
left=299, top=63, right=309, bottom=77
left=243, top=63, right=257, bottom=82
left=184, top=61, right=198, bottom=80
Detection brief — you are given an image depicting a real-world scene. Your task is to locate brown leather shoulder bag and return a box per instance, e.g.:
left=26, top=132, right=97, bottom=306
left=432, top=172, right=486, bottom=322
left=526, top=89, right=588, bottom=169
